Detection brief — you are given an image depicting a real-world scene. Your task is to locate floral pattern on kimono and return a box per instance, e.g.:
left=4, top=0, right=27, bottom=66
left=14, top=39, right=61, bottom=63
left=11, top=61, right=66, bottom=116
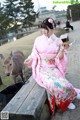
left=26, top=34, right=77, bottom=112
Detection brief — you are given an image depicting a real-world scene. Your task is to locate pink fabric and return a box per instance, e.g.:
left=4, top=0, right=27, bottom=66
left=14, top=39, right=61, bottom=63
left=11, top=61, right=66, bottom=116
left=57, top=50, right=68, bottom=76
left=25, top=34, right=78, bottom=112
left=26, top=34, right=68, bottom=87
left=74, top=88, right=80, bottom=94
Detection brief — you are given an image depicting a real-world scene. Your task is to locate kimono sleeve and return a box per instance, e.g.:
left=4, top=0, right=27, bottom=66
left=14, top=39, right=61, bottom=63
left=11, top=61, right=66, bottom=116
left=57, top=38, right=63, bottom=47
left=27, top=37, right=38, bottom=59
left=54, top=38, right=68, bottom=77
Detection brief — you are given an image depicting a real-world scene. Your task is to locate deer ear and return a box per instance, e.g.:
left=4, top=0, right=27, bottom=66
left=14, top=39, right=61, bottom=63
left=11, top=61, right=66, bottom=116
left=0, top=54, right=5, bottom=59
left=10, top=51, right=13, bottom=56
left=10, top=50, right=15, bottom=56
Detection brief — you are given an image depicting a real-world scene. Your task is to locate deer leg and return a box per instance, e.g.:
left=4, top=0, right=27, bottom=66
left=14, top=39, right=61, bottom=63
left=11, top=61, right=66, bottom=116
left=12, top=75, right=17, bottom=84
left=22, top=68, right=26, bottom=83
left=20, top=72, right=25, bottom=83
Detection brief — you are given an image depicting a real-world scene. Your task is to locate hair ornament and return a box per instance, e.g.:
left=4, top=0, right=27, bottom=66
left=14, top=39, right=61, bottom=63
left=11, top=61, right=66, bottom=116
left=48, top=18, right=53, bottom=24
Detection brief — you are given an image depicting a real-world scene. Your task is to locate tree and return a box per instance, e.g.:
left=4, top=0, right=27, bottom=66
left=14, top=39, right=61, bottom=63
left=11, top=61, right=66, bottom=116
left=0, top=6, right=9, bottom=37
left=0, top=0, right=36, bottom=35
left=3, top=0, right=20, bottom=33
left=70, top=0, right=74, bottom=4
left=76, top=0, right=79, bottom=2
left=19, top=0, right=36, bottom=28
left=67, top=4, right=80, bottom=21
left=70, top=0, right=79, bottom=4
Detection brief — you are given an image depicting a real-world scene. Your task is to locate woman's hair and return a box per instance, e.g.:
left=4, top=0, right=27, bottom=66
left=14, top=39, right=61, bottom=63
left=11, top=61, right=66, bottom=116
left=40, top=17, right=56, bottom=30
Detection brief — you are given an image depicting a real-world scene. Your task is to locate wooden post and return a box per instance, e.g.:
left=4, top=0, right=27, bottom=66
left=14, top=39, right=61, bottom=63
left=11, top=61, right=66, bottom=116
left=0, top=76, right=3, bottom=85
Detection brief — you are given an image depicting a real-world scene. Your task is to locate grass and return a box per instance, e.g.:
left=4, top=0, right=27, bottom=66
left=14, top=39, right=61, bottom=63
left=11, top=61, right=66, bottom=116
left=0, top=27, right=67, bottom=91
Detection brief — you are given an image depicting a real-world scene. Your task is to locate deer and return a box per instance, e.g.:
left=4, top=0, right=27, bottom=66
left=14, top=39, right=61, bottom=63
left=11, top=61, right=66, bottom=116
left=1, top=51, right=25, bottom=83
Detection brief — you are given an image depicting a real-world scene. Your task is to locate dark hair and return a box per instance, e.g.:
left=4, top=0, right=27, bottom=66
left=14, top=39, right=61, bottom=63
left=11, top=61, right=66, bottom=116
left=40, top=22, right=49, bottom=30
left=40, top=17, right=55, bottom=30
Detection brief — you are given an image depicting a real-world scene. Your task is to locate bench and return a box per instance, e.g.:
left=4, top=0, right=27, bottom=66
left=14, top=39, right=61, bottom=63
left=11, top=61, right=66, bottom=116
left=63, top=27, right=69, bottom=32
left=60, top=33, right=69, bottom=43
left=1, top=76, right=51, bottom=120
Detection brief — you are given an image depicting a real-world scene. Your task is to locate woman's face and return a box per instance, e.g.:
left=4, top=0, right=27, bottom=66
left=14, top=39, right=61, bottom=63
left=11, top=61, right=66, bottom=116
left=41, top=28, right=48, bottom=36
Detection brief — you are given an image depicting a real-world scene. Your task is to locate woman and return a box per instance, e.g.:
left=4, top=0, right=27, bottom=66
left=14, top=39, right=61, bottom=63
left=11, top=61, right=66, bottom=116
left=24, top=17, right=80, bottom=113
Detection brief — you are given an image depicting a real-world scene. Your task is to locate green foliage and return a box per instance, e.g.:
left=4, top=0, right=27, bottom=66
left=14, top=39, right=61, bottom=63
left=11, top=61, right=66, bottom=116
left=19, top=0, right=36, bottom=28
left=3, top=0, right=21, bottom=32
left=0, top=0, right=36, bottom=35
left=0, top=6, right=9, bottom=36
left=70, top=0, right=79, bottom=4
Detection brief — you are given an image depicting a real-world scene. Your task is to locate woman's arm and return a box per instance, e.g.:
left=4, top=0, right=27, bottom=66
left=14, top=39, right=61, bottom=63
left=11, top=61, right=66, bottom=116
left=58, top=46, right=65, bottom=59
left=24, top=57, right=33, bottom=68
left=24, top=38, right=38, bottom=68
left=57, top=38, right=69, bottom=59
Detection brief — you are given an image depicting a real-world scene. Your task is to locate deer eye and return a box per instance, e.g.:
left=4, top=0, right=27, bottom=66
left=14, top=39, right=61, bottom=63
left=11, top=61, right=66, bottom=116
left=3, top=65, right=5, bottom=68
left=9, top=64, right=12, bottom=66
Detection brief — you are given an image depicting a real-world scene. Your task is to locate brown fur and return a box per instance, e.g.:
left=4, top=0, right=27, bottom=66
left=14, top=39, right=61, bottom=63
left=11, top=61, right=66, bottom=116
left=3, top=51, right=25, bottom=83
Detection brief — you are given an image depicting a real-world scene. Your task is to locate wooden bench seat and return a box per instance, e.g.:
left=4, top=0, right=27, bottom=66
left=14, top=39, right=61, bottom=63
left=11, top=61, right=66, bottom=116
left=1, top=76, right=50, bottom=120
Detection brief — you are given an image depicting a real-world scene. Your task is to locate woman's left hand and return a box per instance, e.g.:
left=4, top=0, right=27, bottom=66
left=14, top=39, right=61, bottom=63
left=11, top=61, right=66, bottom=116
left=62, top=42, right=69, bottom=49
left=24, top=58, right=32, bottom=67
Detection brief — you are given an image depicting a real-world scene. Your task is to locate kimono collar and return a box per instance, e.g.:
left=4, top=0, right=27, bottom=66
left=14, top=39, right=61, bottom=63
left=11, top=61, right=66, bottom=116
left=48, top=34, right=57, bottom=42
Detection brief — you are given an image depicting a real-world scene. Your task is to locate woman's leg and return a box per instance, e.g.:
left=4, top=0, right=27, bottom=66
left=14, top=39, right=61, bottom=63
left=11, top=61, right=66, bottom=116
left=40, top=68, right=77, bottom=111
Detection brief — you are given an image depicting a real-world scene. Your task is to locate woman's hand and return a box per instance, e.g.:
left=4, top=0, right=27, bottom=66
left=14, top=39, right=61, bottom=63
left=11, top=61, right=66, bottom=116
left=62, top=42, right=69, bottom=49
left=58, top=42, right=69, bottom=59
left=24, top=58, right=32, bottom=67
left=60, top=45, right=65, bottom=52
left=58, top=45, right=65, bottom=59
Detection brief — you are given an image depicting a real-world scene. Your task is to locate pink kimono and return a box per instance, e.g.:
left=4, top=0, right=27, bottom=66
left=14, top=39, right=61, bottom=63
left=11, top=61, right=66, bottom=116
left=25, top=34, right=77, bottom=113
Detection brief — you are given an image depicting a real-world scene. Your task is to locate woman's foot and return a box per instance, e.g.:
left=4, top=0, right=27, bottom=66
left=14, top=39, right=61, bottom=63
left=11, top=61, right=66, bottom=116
left=68, top=103, right=76, bottom=109
left=76, top=93, right=80, bottom=99
left=74, top=88, right=80, bottom=99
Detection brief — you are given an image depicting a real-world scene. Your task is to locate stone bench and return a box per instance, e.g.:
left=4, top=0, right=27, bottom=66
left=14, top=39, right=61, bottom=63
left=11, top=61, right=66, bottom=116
left=63, top=27, right=69, bottom=31
left=1, top=76, right=51, bottom=120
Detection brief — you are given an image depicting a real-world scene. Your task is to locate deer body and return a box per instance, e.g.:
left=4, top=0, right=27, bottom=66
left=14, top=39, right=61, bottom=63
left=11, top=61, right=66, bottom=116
left=3, top=51, right=25, bottom=83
